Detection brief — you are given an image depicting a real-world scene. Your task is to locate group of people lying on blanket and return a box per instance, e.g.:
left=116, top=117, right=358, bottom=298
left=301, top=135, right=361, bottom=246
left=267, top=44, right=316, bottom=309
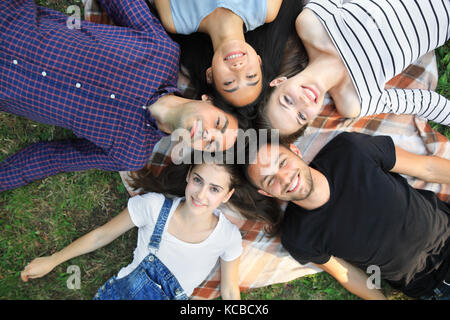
left=2, top=0, right=449, bottom=300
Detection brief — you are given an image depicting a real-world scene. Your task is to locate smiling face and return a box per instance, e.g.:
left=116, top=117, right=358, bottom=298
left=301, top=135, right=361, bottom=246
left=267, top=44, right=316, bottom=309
left=178, top=100, right=239, bottom=152
left=247, top=143, right=314, bottom=202
left=265, top=74, right=326, bottom=136
left=184, top=164, right=235, bottom=213
left=208, top=40, right=263, bottom=107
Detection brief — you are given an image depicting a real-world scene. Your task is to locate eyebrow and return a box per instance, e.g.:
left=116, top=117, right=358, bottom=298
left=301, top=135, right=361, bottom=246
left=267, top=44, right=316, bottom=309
left=223, top=86, right=239, bottom=93
left=223, top=77, right=260, bottom=93
left=247, top=79, right=260, bottom=87
left=221, top=117, right=229, bottom=134
left=194, top=173, right=224, bottom=190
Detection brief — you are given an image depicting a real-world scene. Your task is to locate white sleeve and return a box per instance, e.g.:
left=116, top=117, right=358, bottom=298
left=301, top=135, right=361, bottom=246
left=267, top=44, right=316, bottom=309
left=381, top=88, right=450, bottom=125
left=127, top=193, right=165, bottom=228
left=220, top=226, right=243, bottom=262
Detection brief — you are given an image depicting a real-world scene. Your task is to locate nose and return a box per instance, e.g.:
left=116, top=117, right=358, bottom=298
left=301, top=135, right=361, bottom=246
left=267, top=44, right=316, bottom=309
left=203, top=130, right=219, bottom=150
left=196, top=185, right=207, bottom=201
left=230, top=60, right=244, bottom=70
left=278, top=171, right=292, bottom=192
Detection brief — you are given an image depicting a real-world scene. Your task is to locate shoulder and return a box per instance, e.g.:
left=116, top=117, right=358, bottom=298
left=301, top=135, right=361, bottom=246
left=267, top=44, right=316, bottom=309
left=321, top=132, right=395, bottom=167
left=295, top=8, right=330, bottom=49
left=216, top=209, right=242, bottom=240
left=128, top=192, right=167, bottom=210
left=265, top=0, right=283, bottom=23
left=153, top=0, right=177, bottom=33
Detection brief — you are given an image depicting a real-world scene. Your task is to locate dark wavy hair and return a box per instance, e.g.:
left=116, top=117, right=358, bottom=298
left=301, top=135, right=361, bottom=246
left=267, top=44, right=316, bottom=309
left=254, top=32, right=310, bottom=144
left=128, top=152, right=284, bottom=237
left=169, top=0, right=307, bottom=119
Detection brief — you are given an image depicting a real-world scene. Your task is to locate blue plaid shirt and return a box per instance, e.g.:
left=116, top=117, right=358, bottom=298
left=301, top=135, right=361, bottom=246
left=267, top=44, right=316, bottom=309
left=0, top=0, right=180, bottom=191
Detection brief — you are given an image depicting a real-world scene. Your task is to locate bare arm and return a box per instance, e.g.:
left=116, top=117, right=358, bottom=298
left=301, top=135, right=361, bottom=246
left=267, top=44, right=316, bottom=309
left=153, top=0, right=177, bottom=33
left=219, top=257, right=241, bottom=300
left=391, top=146, right=450, bottom=184
left=266, top=0, right=284, bottom=23
left=21, top=208, right=135, bottom=281
left=315, top=256, right=386, bottom=300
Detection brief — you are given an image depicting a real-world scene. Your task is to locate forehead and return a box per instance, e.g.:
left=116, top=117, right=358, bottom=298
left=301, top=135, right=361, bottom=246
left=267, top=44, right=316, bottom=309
left=248, top=144, right=290, bottom=179
left=221, top=83, right=262, bottom=107
left=192, top=164, right=230, bottom=187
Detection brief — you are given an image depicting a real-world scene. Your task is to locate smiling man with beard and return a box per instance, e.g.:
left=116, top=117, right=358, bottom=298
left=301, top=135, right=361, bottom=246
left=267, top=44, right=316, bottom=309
left=246, top=131, right=450, bottom=300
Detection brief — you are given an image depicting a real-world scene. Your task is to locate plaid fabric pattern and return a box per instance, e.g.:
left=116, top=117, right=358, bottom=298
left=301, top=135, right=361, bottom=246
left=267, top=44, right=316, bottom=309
left=84, top=2, right=449, bottom=299
left=0, top=0, right=180, bottom=191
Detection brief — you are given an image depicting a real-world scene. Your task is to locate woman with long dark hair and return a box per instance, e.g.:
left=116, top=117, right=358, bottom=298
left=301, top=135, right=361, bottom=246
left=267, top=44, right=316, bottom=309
left=155, top=0, right=306, bottom=122
left=259, top=0, right=449, bottom=140
left=150, top=0, right=285, bottom=109
left=20, top=159, right=282, bottom=299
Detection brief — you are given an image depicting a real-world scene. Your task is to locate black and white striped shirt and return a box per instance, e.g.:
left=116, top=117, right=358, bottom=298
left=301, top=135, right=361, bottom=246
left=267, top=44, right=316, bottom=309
left=306, top=0, right=450, bottom=124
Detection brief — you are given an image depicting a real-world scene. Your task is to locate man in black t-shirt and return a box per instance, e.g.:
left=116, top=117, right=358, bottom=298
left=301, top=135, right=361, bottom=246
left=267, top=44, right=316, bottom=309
left=245, top=132, right=450, bottom=300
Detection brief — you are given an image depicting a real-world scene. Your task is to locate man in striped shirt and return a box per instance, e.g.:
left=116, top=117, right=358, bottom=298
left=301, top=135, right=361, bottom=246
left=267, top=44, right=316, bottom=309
left=0, top=0, right=239, bottom=191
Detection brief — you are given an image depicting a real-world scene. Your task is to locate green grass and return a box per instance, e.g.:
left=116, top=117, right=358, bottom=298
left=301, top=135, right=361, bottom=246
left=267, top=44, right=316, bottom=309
left=0, top=1, right=449, bottom=300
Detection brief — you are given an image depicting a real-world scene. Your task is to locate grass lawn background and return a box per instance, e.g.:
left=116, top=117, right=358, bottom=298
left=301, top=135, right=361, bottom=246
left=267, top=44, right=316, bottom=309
left=0, top=0, right=449, bottom=300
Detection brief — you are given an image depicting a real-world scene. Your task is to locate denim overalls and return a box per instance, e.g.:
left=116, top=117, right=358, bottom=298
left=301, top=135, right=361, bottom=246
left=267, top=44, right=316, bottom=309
left=94, top=197, right=188, bottom=300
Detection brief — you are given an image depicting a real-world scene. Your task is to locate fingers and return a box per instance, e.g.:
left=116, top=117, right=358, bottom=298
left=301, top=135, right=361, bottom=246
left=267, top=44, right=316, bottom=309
left=21, top=260, right=38, bottom=282
left=20, top=271, right=29, bottom=282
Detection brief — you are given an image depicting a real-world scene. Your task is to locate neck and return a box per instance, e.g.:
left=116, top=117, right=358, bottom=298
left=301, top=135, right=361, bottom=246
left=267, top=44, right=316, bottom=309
left=148, top=94, right=188, bottom=134
left=199, top=9, right=245, bottom=51
left=292, top=168, right=330, bottom=210
left=176, top=201, right=216, bottom=226
left=304, top=56, right=346, bottom=94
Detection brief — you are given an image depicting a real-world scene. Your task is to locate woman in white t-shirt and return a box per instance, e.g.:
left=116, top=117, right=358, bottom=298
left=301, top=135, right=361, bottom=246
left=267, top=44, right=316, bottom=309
left=20, top=162, right=273, bottom=300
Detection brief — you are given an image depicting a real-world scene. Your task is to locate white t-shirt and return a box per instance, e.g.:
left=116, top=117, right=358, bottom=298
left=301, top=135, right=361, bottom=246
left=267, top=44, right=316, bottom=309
left=116, top=193, right=243, bottom=296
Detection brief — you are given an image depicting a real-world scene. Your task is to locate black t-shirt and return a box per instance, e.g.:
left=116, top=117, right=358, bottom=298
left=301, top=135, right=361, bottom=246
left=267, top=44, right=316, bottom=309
left=281, top=132, right=450, bottom=297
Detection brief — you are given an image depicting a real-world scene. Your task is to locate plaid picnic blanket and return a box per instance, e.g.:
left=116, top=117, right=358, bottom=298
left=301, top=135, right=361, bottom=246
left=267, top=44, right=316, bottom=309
left=84, top=1, right=449, bottom=299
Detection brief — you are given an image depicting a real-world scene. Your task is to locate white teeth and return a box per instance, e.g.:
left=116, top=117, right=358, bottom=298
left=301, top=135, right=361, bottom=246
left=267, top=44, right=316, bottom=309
left=303, top=87, right=316, bottom=102
left=288, top=176, right=299, bottom=192
left=192, top=198, right=205, bottom=207
left=225, top=53, right=244, bottom=60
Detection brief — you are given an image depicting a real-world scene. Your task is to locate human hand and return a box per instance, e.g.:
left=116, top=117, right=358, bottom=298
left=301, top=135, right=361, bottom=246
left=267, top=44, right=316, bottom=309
left=21, top=256, right=57, bottom=282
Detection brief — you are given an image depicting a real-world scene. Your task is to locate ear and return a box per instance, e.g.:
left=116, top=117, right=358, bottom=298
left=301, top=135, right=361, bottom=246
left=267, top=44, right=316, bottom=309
left=257, top=189, right=273, bottom=198
left=222, top=188, right=235, bottom=204
left=206, top=67, right=213, bottom=84
left=201, top=94, right=212, bottom=102
left=269, top=77, right=287, bottom=87
left=258, top=55, right=262, bottom=66
left=289, top=144, right=302, bottom=157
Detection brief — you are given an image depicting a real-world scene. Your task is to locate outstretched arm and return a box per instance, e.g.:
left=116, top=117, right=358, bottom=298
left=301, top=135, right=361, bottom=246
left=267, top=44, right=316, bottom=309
left=381, top=88, right=450, bottom=126
left=219, top=257, right=241, bottom=300
left=21, top=208, right=135, bottom=282
left=391, top=146, right=450, bottom=184
left=315, top=256, right=386, bottom=300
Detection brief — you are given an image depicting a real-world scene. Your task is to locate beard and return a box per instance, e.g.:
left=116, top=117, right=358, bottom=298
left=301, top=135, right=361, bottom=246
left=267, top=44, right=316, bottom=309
left=290, top=168, right=314, bottom=202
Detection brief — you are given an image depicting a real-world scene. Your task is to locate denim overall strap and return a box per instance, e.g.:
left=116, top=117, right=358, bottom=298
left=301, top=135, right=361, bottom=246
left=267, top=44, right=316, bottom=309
left=148, top=197, right=173, bottom=253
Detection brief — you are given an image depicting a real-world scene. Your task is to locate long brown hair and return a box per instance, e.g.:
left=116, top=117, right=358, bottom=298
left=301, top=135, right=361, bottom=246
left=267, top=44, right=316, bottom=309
left=128, top=153, right=284, bottom=237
